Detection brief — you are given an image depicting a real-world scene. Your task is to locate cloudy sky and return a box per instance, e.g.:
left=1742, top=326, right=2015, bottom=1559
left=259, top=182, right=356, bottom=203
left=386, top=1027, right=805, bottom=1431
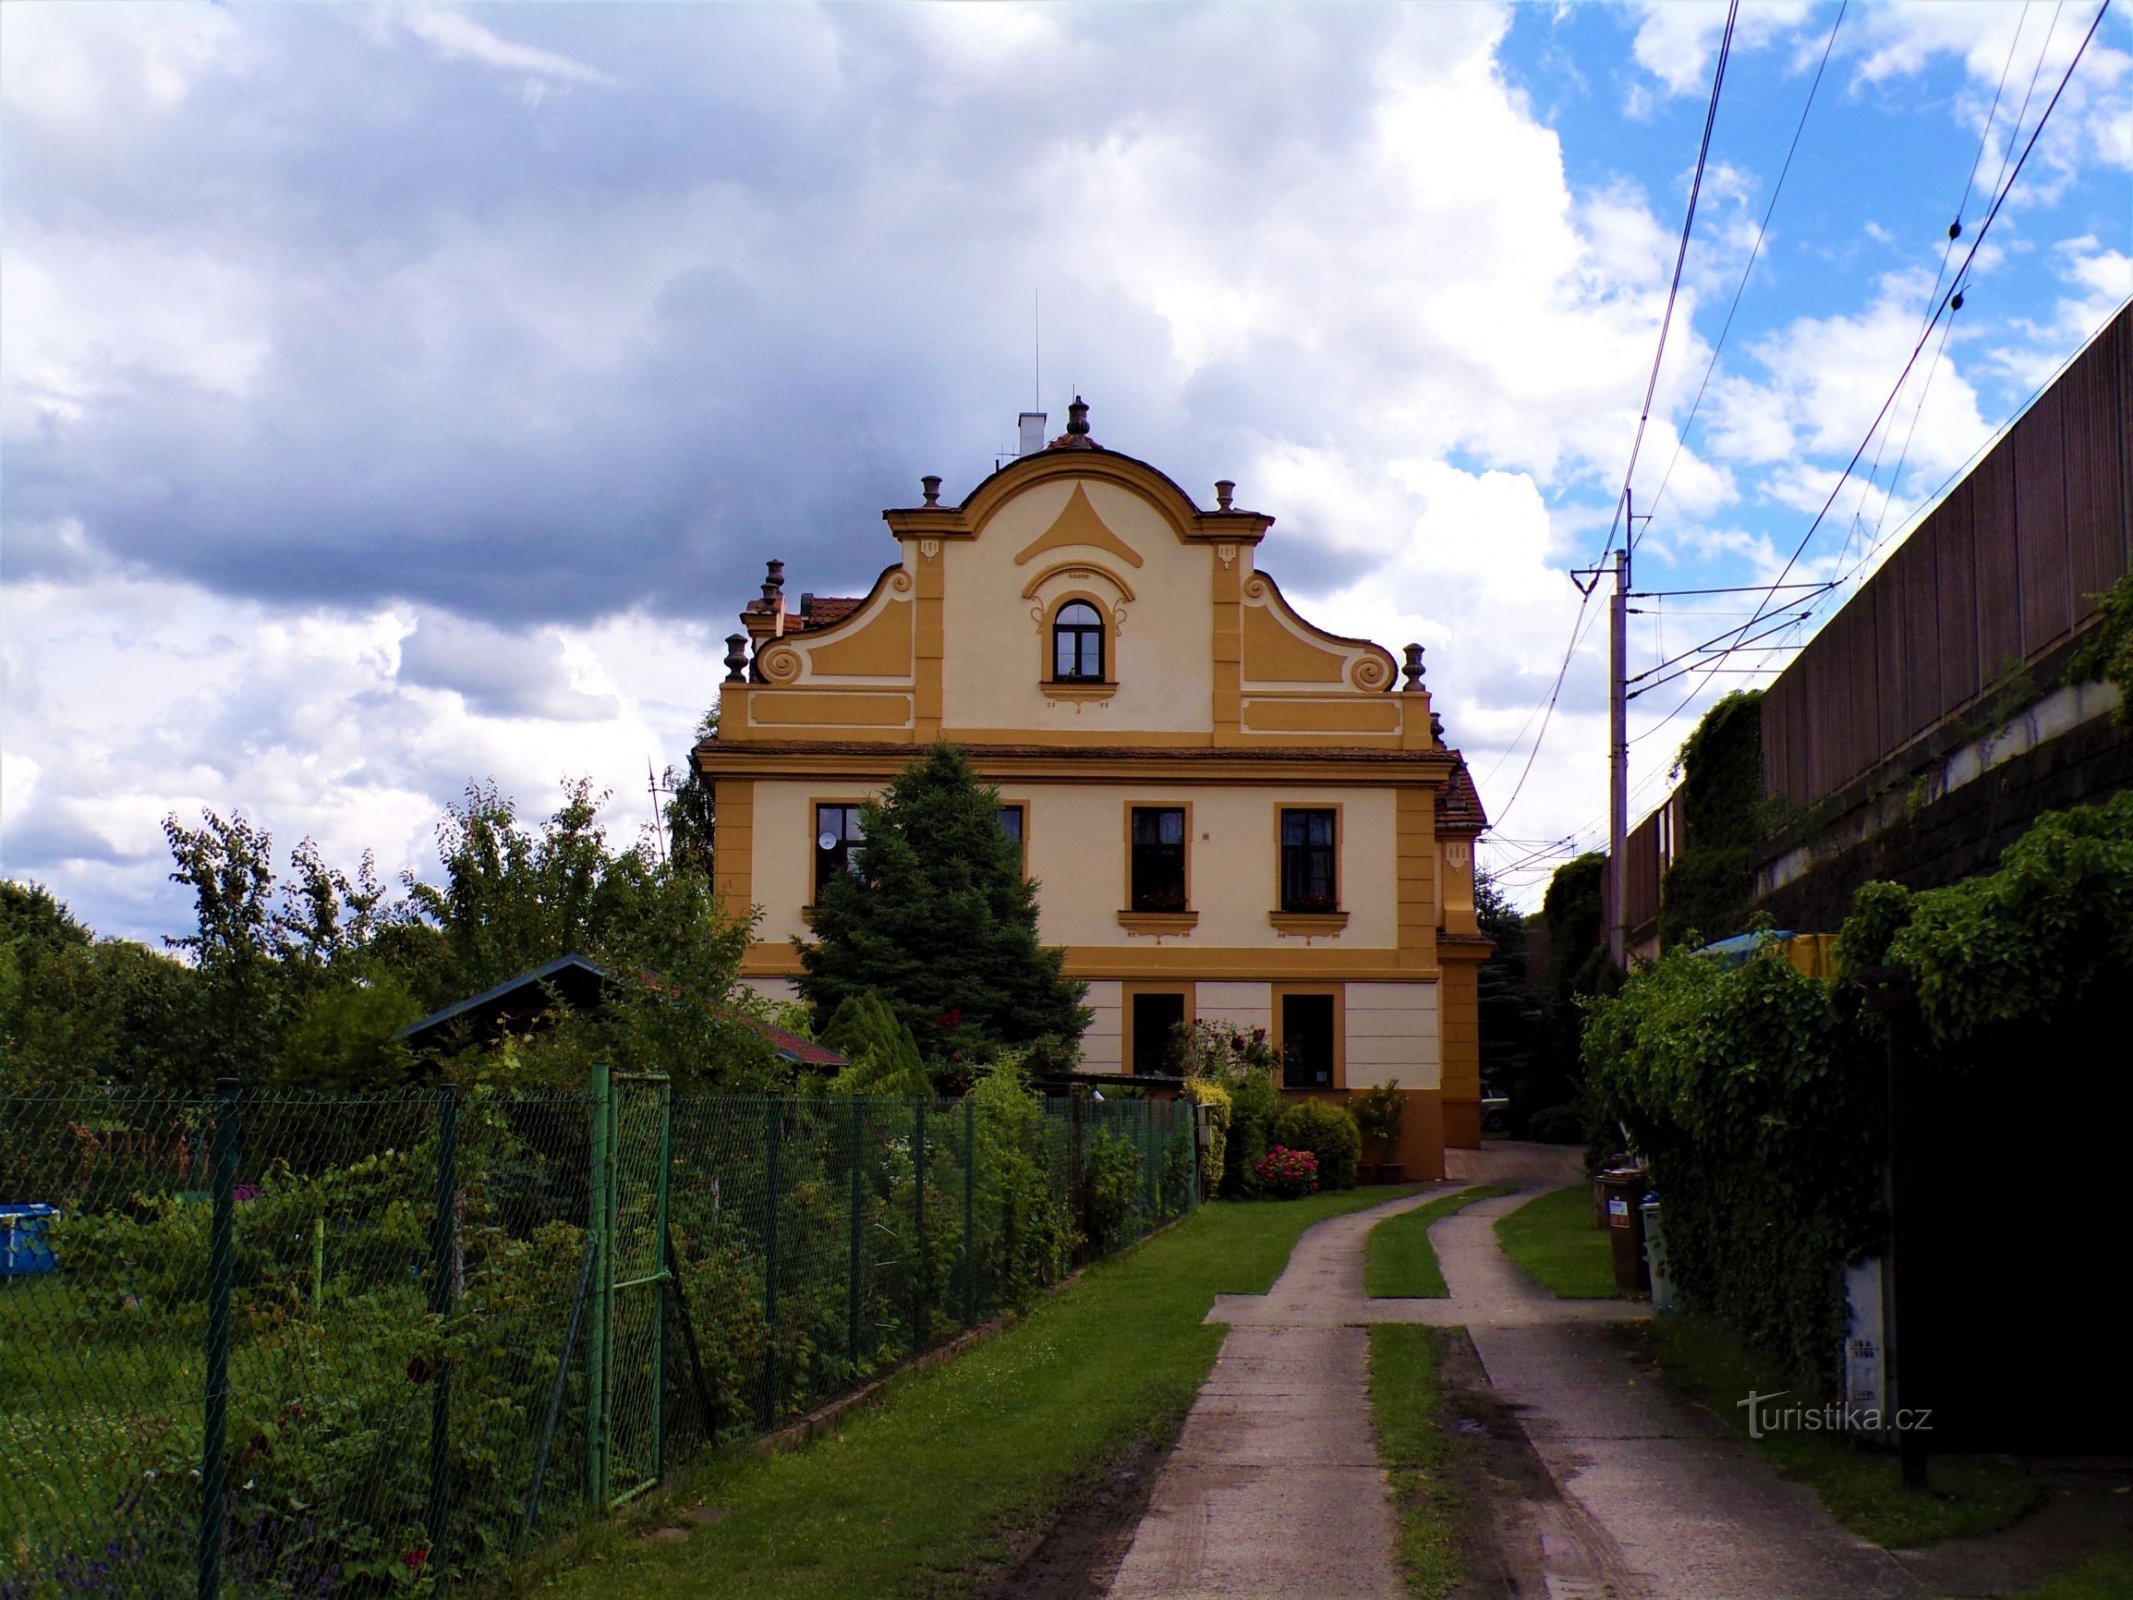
left=4, top=1, right=2129, bottom=941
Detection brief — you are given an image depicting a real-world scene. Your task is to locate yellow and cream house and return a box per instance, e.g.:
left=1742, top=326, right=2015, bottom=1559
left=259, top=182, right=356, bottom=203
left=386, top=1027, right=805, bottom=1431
left=697, top=400, right=1489, bottom=1179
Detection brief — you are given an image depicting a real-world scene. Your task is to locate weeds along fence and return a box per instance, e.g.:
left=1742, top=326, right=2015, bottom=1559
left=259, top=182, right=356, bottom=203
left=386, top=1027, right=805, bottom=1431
left=0, top=1076, right=1199, bottom=1598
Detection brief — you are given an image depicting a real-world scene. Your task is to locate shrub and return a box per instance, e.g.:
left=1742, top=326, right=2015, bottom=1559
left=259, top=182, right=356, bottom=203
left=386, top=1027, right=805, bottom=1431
left=1349, top=1080, right=1403, bottom=1166
left=1179, top=1077, right=1230, bottom=1194
left=1272, top=1099, right=1361, bottom=1191
left=1253, top=1145, right=1318, bottom=1198
left=1584, top=941, right=1880, bottom=1389
left=1222, top=1069, right=1281, bottom=1198
left=1081, top=1130, right=1145, bottom=1252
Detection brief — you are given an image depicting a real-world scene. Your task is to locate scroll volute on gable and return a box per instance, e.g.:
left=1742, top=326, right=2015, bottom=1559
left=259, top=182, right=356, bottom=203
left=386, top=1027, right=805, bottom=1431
left=1240, top=573, right=1397, bottom=692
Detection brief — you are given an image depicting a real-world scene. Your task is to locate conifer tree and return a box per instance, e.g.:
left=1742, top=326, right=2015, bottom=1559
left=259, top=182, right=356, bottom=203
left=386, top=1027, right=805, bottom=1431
left=794, top=744, right=1088, bottom=1070
left=820, top=991, right=931, bottom=1097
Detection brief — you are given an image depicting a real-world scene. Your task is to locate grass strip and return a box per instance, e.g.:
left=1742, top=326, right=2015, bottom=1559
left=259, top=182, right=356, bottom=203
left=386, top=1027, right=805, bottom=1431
left=522, top=1186, right=1422, bottom=1600
left=1627, top=1313, right=2041, bottom=1548
left=1493, top=1183, right=1640, bottom=1300
left=1367, top=1324, right=1462, bottom=1600
left=1364, top=1185, right=1513, bottom=1297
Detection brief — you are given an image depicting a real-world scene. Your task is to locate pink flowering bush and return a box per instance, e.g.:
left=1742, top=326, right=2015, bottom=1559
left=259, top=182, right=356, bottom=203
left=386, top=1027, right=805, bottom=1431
left=1252, top=1144, right=1319, bottom=1199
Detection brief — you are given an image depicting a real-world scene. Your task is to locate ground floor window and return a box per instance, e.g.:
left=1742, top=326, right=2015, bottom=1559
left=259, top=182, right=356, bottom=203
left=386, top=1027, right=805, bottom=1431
left=1280, top=992, right=1337, bottom=1088
left=1129, top=991, right=1187, bottom=1076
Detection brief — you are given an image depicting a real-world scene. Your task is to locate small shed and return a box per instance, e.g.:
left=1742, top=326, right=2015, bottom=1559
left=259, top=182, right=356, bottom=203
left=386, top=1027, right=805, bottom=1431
left=396, top=953, right=847, bottom=1072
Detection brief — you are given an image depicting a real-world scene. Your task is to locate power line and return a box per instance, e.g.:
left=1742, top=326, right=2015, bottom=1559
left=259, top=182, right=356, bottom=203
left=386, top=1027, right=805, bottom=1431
left=1641, top=0, right=2113, bottom=729
left=1499, top=1, right=1745, bottom=839
left=1483, top=594, right=1604, bottom=828
left=1588, top=0, right=1743, bottom=571
left=1639, top=0, right=1848, bottom=541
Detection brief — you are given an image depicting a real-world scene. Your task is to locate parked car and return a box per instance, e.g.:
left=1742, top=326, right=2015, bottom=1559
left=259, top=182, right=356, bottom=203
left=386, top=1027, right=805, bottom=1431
left=1480, top=1084, right=1510, bottom=1135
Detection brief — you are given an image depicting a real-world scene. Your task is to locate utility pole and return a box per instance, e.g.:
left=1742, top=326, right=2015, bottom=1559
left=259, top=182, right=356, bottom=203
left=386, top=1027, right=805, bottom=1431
left=1607, top=518, right=1631, bottom=970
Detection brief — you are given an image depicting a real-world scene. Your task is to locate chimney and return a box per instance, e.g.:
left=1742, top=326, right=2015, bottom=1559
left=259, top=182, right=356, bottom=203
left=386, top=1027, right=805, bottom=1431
left=1018, top=412, right=1047, bottom=457
left=762, top=559, right=787, bottom=636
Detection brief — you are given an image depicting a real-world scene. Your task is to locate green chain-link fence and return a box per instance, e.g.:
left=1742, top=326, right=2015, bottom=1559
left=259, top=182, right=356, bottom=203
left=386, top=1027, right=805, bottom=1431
left=0, top=1080, right=1198, bottom=1597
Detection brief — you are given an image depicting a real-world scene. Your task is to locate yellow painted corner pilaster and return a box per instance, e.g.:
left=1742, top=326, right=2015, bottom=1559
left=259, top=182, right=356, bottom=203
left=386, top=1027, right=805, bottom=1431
left=914, top=548, right=944, bottom=738
left=1394, top=786, right=1439, bottom=972
left=712, top=778, right=755, bottom=922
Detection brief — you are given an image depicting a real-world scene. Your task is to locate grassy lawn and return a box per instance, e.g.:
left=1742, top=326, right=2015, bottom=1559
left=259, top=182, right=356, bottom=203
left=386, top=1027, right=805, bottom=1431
left=1366, top=1325, right=1463, bottom=1600
left=1493, top=1184, right=1639, bottom=1300
left=1996, top=1548, right=2133, bottom=1599
left=1628, top=1314, right=2041, bottom=1548
left=521, top=1186, right=1420, bottom=1600
left=1363, top=1186, right=1513, bottom=1298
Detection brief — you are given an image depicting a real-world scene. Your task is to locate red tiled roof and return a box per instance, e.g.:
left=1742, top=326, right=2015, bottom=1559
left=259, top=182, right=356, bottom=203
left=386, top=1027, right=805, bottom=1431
left=741, top=1016, right=849, bottom=1069
left=798, top=595, right=863, bottom=627
left=1437, top=757, right=1488, bottom=833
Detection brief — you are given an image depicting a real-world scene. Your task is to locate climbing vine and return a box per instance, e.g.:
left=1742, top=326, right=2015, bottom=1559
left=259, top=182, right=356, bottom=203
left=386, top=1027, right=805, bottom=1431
left=2070, top=570, right=2133, bottom=723
left=1587, top=790, right=2133, bottom=1389
left=1657, top=690, right=1766, bottom=949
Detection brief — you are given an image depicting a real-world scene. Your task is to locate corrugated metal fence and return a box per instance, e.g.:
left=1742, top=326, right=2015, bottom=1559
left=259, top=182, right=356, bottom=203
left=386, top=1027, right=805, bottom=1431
left=1761, top=305, right=2132, bottom=810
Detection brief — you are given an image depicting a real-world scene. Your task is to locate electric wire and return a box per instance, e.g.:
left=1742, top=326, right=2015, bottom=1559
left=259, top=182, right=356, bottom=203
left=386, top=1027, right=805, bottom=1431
left=1586, top=0, right=1743, bottom=570
left=1493, top=0, right=1745, bottom=833
left=1623, top=0, right=2113, bottom=741
left=1639, top=0, right=1849, bottom=541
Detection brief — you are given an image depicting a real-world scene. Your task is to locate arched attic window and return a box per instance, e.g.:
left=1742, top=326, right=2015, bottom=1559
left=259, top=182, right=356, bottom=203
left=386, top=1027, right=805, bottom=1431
left=1052, top=600, right=1106, bottom=683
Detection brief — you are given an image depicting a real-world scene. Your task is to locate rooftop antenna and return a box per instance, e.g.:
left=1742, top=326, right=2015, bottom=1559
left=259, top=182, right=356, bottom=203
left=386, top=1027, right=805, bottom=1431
left=645, top=756, right=673, bottom=864
left=1033, top=288, right=1041, bottom=411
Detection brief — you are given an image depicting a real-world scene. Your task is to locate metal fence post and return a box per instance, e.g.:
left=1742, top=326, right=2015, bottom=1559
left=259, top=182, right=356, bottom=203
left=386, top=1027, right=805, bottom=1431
left=426, top=1083, right=459, bottom=1575
left=962, top=1096, right=977, bottom=1327
left=653, top=1076, right=672, bottom=1484
left=199, top=1076, right=239, bottom=1600
left=1067, top=1092, right=1086, bottom=1263
left=913, top=1098, right=928, bottom=1351
left=762, top=1098, right=781, bottom=1431
left=848, top=1097, right=864, bottom=1367
left=586, top=1062, right=612, bottom=1510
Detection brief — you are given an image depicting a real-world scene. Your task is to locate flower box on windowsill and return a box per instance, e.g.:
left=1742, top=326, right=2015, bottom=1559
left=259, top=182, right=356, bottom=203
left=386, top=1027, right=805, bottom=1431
left=1268, top=910, right=1349, bottom=938
left=1117, top=909, right=1199, bottom=936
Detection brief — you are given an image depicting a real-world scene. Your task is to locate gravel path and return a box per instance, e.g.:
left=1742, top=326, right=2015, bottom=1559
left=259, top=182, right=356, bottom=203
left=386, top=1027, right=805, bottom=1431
left=1106, top=1144, right=1928, bottom=1599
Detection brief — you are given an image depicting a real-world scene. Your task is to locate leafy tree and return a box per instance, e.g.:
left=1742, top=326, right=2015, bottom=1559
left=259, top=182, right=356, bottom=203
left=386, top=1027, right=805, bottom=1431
left=1, top=883, right=200, bottom=1091
left=664, top=707, right=719, bottom=876
left=164, top=808, right=282, bottom=1080
left=1474, top=874, right=1541, bottom=1099
left=1511, top=852, right=1617, bottom=1143
left=793, top=744, right=1089, bottom=1074
left=273, top=971, right=422, bottom=1093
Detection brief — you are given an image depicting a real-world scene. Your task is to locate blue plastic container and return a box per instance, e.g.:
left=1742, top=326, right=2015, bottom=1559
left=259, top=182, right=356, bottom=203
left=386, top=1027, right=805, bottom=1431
left=0, top=1203, right=57, bottom=1276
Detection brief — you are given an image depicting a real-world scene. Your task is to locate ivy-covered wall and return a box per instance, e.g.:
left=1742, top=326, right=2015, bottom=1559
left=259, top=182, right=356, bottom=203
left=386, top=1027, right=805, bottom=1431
left=1657, top=689, right=1765, bottom=949
left=1587, top=791, right=2133, bottom=1427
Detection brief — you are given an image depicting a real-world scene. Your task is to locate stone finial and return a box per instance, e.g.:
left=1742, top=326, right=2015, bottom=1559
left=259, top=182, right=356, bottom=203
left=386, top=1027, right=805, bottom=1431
left=1401, top=643, right=1426, bottom=692
left=723, top=633, right=750, bottom=684
left=1430, top=711, right=1445, bottom=743
left=761, top=559, right=786, bottom=605
left=921, top=474, right=942, bottom=507
left=1066, top=395, right=1090, bottom=436
left=1215, top=479, right=1236, bottom=511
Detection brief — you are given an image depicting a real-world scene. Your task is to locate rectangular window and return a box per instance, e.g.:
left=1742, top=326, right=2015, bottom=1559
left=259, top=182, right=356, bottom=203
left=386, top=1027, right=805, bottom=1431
left=813, top=803, right=865, bottom=900
left=996, top=803, right=1027, bottom=873
left=1130, top=992, right=1187, bottom=1077
left=1129, top=807, right=1187, bottom=911
left=1279, top=809, right=1339, bottom=912
left=1280, top=993, right=1336, bottom=1088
